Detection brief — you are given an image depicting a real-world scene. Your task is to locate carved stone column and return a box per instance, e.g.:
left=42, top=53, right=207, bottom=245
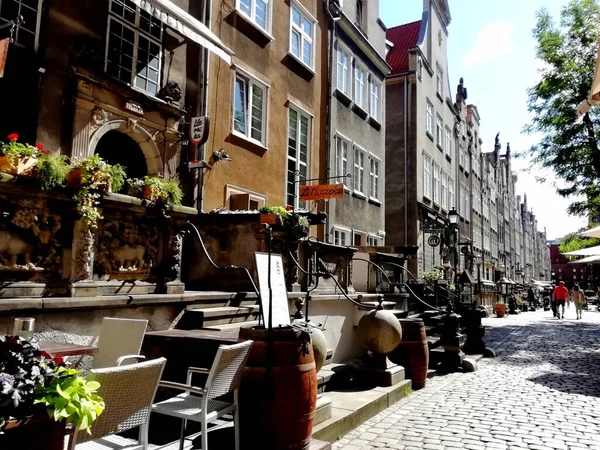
left=161, top=225, right=185, bottom=295
left=69, top=219, right=98, bottom=297
left=71, top=105, right=93, bottom=159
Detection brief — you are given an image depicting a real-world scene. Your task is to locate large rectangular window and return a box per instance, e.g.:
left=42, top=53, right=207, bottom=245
left=354, top=64, right=367, bottom=110
left=335, top=136, right=350, bottom=189
left=426, top=100, right=434, bottom=135
left=459, top=143, right=465, bottom=168
left=436, top=64, right=443, bottom=97
left=370, top=79, right=381, bottom=122
left=445, top=126, right=452, bottom=158
left=433, top=163, right=441, bottom=205
left=1, top=0, right=41, bottom=49
left=336, top=46, right=351, bottom=96
left=107, top=0, right=163, bottom=96
left=353, top=147, right=366, bottom=195
left=449, top=177, right=455, bottom=209
left=423, top=152, right=432, bottom=200
left=237, top=0, right=271, bottom=33
left=436, top=115, right=443, bottom=147
left=441, top=171, right=448, bottom=210
left=287, top=107, right=311, bottom=208
left=233, top=72, right=267, bottom=146
left=290, top=3, right=315, bottom=69
left=333, top=227, right=351, bottom=246
left=369, top=157, right=380, bottom=201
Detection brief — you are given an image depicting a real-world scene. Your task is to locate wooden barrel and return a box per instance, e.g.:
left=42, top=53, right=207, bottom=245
left=389, top=318, right=429, bottom=390
left=238, top=326, right=317, bottom=450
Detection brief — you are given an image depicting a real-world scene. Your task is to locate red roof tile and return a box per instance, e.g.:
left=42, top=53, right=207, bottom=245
left=386, top=20, right=422, bottom=75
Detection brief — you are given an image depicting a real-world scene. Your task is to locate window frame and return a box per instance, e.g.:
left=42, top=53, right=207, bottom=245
left=369, top=153, right=381, bottom=202
left=436, top=64, right=443, bottom=97
left=353, top=229, right=367, bottom=247
left=235, top=0, right=273, bottom=36
left=441, top=171, right=449, bottom=211
left=1, top=0, right=43, bottom=51
left=353, top=61, right=368, bottom=111
left=353, top=145, right=367, bottom=197
left=334, top=133, right=351, bottom=191
left=436, top=114, right=443, bottom=148
left=444, top=125, right=452, bottom=158
left=225, top=184, right=267, bottom=210
left=105, top=0, right=164, bottom=97
left=286, top=104, right=312, bottom=209
left=232, top=70, right=269, bottom=147
left=423, top=152, right=432, bottom=200
left=449, top=176, right=455, bottom=210
left=426, top=99, right=434, bottom=136
left=433, top=162, right=441, bottom=205
left=332, top=226, right=351, bottom=247
left=367, top=235, right=382, bottom=247
left=335, top=44, right=352, bottom=97
left=289, top=1, right=317, bottom=71
left=369, top=77, right=381, bottom=123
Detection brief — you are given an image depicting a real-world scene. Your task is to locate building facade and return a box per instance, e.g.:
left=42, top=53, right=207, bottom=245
left=326, top=0, right=389, bottom=246
left=549, top=242, right=590, bottom=288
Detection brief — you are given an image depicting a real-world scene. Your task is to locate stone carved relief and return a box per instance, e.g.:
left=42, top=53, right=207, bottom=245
left=0, top=199, right=62, bottom=272
left=95, top=217, right=159, bottom=276
left=165, top=228, right=183, bottom=282
left=91, top=108, right=109, bottom=128
left=152, top=130, right=165, bottom=146
left=73, top=222, right=95, bottom=282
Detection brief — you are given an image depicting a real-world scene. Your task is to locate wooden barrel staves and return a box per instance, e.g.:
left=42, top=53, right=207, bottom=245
left=389, top=318, right=429, bottom=389
left=238, top=326, right=317, bottom=450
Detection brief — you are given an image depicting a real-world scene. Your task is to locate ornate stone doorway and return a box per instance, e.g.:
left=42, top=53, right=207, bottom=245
left=95, top=130, right=149, bottom=188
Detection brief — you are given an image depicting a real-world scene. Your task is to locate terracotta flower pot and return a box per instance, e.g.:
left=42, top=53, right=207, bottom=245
left=142, top=185, right=155, bottom=200
left=66, top=167, right=84, bottom=188
left=0, top=415, right=69, bottom=450
left=0, top=155, right=37, bottom=175
left=494, top=303, right=506, bottom=318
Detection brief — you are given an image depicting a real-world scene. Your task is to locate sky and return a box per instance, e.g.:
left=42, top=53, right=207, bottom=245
left=379, top=0, right=589, bottom=241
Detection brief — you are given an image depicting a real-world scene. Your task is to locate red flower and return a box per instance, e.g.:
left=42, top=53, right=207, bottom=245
left=7, top=133, right=18, bottom=141
left=35, top=143, right=43, bottom=150
left=286, top=205, right=292, bottom=211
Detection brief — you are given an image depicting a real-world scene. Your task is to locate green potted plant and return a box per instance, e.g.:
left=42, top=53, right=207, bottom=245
left=259, top=206, right=310, bottom=240
left=67, top=156, right=126, bottom=230
left=34, top=153, right=70, bottom=190
left=127, top=175, right=183, bottom=215
left=0, top=336, right=104, bottom=449
left=0, top=134, right=48, bottom=175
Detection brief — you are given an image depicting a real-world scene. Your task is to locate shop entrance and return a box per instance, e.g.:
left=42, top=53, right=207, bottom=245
left=95, top=130, right=148, bottom=192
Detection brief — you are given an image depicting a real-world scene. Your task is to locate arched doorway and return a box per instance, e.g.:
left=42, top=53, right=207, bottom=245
left=95, top=130, right=148, bottom=192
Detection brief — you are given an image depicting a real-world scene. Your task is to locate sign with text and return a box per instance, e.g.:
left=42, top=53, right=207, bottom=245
left=299, top=183, right=344, bottom=201
left=190, top=116, right=210, bottom=145
left=254, top=252, right=291, bottom=327
left=125, top=101, right=144, bottom=115
left=0, top=38, right=9, bottom=79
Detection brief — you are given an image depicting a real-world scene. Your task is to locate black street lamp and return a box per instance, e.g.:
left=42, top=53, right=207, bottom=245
left=447, top=207, right=460, bottom=287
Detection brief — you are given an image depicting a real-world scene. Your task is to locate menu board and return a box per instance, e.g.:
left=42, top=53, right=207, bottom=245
left=254, top=252, right=291, bottom=328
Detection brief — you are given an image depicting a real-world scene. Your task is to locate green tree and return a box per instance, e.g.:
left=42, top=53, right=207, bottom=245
left=558, top=223, right=600, bottom=255
left=525, top=0, right=600, bottom=217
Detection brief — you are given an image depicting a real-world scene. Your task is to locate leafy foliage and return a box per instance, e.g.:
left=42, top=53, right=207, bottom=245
left=0, top=336, right=104, bottom=434
left=259, top=206, right=310, bottom=240
left=558, top=223, right=600, bottom=254
left=128, top=176, right=183, bottom=212
left=34, top=154, right=70, bottom=190
left=525, top=0, right=600, bottom=217
left=0, top=134, right=48, bottom=161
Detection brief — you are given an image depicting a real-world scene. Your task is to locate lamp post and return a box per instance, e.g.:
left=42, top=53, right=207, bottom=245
left=448, top=207, right=460, bottom=288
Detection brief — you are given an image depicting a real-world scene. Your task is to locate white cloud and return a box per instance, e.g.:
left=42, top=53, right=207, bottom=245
left=462, top=21, right=516, bottom=66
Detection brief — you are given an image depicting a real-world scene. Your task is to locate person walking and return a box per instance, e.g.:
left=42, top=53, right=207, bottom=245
left=572, top=285, right=586, bottom=320
left=553, top=281, right=569, bottom=319
left=527, top=285, right=537, bottom=310
left=550, top=283, right=558, bottom=318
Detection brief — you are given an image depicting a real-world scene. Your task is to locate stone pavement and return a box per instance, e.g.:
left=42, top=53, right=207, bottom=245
left=333, top=308, right=600, bottom=450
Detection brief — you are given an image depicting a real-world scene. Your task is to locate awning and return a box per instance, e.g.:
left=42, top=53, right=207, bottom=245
left=580, top=225, right=600, bottom=238
left=568, top=255, right=600, bottom=264
left=132, top=0, right=233, bottom=65
left=578, top=38, right=600, bottom=116
left=564, top=245, right=600, bottom=256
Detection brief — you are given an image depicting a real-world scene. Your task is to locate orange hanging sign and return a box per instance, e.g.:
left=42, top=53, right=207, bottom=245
left=0, top=38, right=9, bottom=79
left=299, top=183, right=344, bottom=201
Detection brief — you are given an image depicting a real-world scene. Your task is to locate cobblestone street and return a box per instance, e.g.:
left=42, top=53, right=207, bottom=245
left=333, top=309, right=600, bottom=450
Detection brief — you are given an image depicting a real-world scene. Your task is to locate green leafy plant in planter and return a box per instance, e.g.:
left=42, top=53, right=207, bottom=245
left=34, top=153, right=70, bottom=190
left=67, top=156, right=126, bottom=230
left=128, top=176, right=183, bottom=217
left=423, top=268, right=441, bottom=285
left=0, top=133, right=49, bottom=175
left=259, top=206, right=310, bottom=240
left=0, top=336, right=104, bottom=436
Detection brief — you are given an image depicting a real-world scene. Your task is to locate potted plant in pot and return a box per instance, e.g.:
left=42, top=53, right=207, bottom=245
left=127, top=175, right=183, bottom=216
left=67, top=156, right=126, bottom=230
left=0, top=134, right=49, bottom=175
left=33, top=153, right=70, bottom=190
left=0, top=336, right=104, bottom=449
left=258, top=206, right=310, bottom=240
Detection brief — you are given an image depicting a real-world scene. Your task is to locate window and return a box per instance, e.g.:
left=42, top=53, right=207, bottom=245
left=441, top=171, right=448, bottom=210
left=226, top=185, right=267, bottom=210
left=369, top=157, right=380, bottom=201
left=290, top=3, right=315, bottom=69
left=459, top=143, right=465, bottom=168
left=287, top=107, right=311, bottom=208
left=449, top=177, right=455, bottom=209
left=333, top=227, right=351, bottom=246
left=370, top=80, right=381, bottom=122
left=368, top=235, right=382, bottom=246
left=336, top=46, right=351, bottom=96
left=353, top=230, right=367, bottom=246
left=444, top=126, right=452, bottom=157
left=356, top=0, right=365, bottom=30
left=107, top=0, right=163, bottom=96
left=335, top=136, right=350, bottom=189
left=423, top=152, right=432, bottom=200
left=237, top=0, right=271, bottom=33
left=353, top=147, right=366, bottom=195
left=354, top=64, right=367, bottom=109
left=233, top=72, right=267, bottom=145
left=433, top=163, right=441, bottom=205
left=426, top=100, right=434, bottom=135
left=460, top=182, right=466, bottom=216
left=1, top=0, right=41, bottom=49
left=436, top=115, right=443, bottom=147
left=436, top=65, right=443, bottom=97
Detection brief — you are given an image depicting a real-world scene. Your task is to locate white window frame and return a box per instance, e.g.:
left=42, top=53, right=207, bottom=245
left=436, top=114, right=443, bottom=147
left=449, top=176, right=455, bottom=209
left=444, top=126, right=452, bottom=158
left=336, top=44, right=352, bottom=97
left=436, top=64, right=443, bottom=97
left=426, top=99, right=434, bottom=136
left=335, top=134, right=351, bottom=191
left=106, top=0, right=163, bottom=97
left=1, top=0, right=43, bottom=51
left=367, top=234, right=382, bottom=246
left=433, top=162, right=441, bottom=205
left=286, top=105, right=312, bottom=209
left=369, top=77, right=381, bottom=122
left=232, top=70, right=268, bottom=147
left=354, top=62, right=367, bottom=110
left=236, top=0, right=272, bottom=35
left=289, top=1, right=316, bottom=70
left=459, top=143, right=465, bottom=168
left=332, top=226, right=351, bottom=247
left=441, top=171, right=448, bottom=211
left=352, top=230, right=367, bottom=247
left=353, top=146, right=367, bottom=197
left=369, top=153, right=381, bottom=202
left=225, top=184, right=267, bottom=210
left=423, top=152, right=432, bottom=200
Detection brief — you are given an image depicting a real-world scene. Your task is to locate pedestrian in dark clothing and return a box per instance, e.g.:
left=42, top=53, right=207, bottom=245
left=527, top=286, right=537, bottom=310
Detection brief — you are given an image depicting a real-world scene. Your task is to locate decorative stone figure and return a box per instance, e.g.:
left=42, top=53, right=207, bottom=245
left=456, top=77, right=468, bottom=109
left=158, top=82, right=183, bottom=105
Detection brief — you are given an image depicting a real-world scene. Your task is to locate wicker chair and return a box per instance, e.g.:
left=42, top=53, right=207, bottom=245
left=71, top=357, right=167, bottom=450
left=152, top=340, right=253, bottom=450
left=92, top=317, right=149, bottom=369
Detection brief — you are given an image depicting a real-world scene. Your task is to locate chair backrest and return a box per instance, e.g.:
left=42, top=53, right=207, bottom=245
left=92, top=317, right=148, bottom=369
left=76, top=357, right=166, bottom=445
left=205, top=340, right=253, bottom=400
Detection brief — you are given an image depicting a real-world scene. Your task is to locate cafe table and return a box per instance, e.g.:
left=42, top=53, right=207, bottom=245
left=38, top=341, right=99, bottom=359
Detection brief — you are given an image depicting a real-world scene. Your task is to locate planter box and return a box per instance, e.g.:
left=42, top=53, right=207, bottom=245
left=0, top=415, right=69, bottom=450
left=0, top=155, right=37, bottom=175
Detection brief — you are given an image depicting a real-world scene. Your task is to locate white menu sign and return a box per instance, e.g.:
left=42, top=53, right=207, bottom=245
left=254, top=252, right=291, bottom=327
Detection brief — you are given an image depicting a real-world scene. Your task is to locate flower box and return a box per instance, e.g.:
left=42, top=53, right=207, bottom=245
left=0, top=414, right=69, bottom=450
left=0, top=155, right=37, bottom=175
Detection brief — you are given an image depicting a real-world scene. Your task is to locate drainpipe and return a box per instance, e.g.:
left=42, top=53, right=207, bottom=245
left=196, top=0, right=211, bottom=213
left=403, top=74, right=408, bottom=246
